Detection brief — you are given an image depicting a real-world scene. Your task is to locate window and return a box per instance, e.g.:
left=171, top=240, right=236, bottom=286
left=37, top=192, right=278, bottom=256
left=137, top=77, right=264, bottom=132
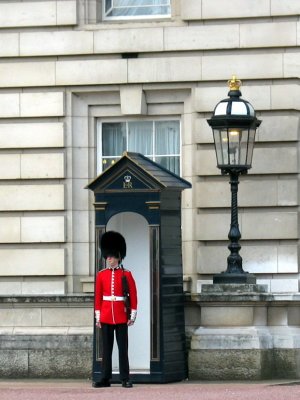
left=103, top=0, right=171, bottom=19
left=97, top=119, right=180, bottom=175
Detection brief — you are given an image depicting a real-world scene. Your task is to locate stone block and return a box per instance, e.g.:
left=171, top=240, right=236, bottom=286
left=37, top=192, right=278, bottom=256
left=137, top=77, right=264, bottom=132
left=278, top=246, right=298, bottom=273
left=0, top=154, right=20, bottom=179
left=72, top=211, right=90, bottom=243
left=20, top=92, right=65, bottom=117
left=0, top=33, right=19, bottom=57
left=196, top=178, right=297, bottom=208
left=251, top=147, right=298, bottom=174
left=182, top=111, right=194, bottom=145
left=0, top=185, right=65, bottom=211
left=194, top=118, right=213, bottom=144
left=180, top=0, right=202, bottom=20
left=0, top=217, right=20, bottom=243
left=271, top=84, right=300, bottom=110
left=0, top=122, right=64, bottom=148
left=268, top=307, right=288, bottom=325
left=120, top=85, right=147, bottom=115
left=240, top=22, right=297, bottom=48
left=42, top=308, right=92, bottom=327
left=21, top=216, right=65, bottom=243
left=202, top=0, right=270, bottom=19
left=0, top=61, right=55, bottom=88
left=288, top=307, right=300, bottom=325
left=0, top=249, right=65, bottom=276
left=202, top=53, right=283, bottom=81
left=0, top=308, right=41, bottom=327
left=20, top=31, right=93, bottom=56
left=0, top=350, right=28, bottom=378
left=284, top=52, right=300, bottom=79
left=271, top=0, right=300, bottom=15
left=81, top=278, right=94, bottom=293
left=0, top=1, right=77, bottom=28
left=0, top=280, right=22, bottom=295
left=189, top=348, right=263, bottom=380
left=94, top=28, right=163, bottom=53
left=0, top=94, right=20, bottom=118
left=73, top=243, right=90, bottom=276
left=0, top=1, right=56, bottom=28
left=57, top=0, right=77, bottom=25
left=28, top=348, right=92, bottom=378
left=201, top=306, right=254, bottom=326
left=196, top=212, right=230, bottom=241
left=182, top=209, right=197, bottom=241
left=256, top=115, right=299, bottom=142
left=56, top=59, right=127, bottom=85
left=197, top=245, right=279, bottom=275
left=21, top=153, right=65, bottom=179
left=182, top=145, right=196, bottom=177
left=271, top=279, right=299, bottom=293
left=128, top=57, right=202, bottom=83
left=164, top=25, right=239, bottom=51
left=196, top=149, right=217, bottom=176
left=72, top=179, right=89, bottom=211
left=21, top=280, right=66, bottom=295
left=278, top=179, right=298, bottom=206
left=242, top=211, right=297, bottom=240
left=72, top=148, right=89, bottom=179
left=253, top=308, right=267, bottom=326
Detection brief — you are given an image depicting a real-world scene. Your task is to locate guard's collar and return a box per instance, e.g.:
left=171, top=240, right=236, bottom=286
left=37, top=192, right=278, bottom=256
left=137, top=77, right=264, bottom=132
left=108, top=265, right=121, bottom=270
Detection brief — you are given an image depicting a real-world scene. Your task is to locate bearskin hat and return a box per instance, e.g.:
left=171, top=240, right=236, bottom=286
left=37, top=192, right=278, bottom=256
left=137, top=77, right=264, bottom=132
left=100, top=231, right=126, bottom=260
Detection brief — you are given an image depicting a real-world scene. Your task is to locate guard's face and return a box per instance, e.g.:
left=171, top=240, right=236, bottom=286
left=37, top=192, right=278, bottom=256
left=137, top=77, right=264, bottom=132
left=106, top=256, right=119, bottom=268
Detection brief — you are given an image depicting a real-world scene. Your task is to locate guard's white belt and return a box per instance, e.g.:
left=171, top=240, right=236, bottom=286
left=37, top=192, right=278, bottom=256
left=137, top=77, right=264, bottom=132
left=103, top=296, right=125, bottom=301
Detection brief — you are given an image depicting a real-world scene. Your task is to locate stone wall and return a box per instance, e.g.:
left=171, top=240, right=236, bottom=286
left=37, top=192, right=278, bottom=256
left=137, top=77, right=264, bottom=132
left=188, top=286, right=300, bottom=380
left=0, top=296, right=93, bottom=378
left=0, top=0, right=299, bottom=379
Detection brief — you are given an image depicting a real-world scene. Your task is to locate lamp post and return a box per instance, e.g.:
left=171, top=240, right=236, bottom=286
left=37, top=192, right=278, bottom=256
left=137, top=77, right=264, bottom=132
left=207, top=76, right=261, bottom=284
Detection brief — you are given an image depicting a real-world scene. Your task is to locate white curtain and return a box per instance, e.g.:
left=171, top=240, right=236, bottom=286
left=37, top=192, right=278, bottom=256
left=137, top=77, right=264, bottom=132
left=102, top=122, right=125, bottom=157
left=110, top=0, right=170, bottom=16
left=128, top=121, right=153, bottom=155
left=155, top=121, right=179, bottom=155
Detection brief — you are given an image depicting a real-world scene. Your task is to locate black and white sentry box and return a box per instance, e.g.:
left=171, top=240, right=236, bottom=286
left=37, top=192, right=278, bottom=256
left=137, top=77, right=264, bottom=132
left=87, top=152, right=191, bottom=383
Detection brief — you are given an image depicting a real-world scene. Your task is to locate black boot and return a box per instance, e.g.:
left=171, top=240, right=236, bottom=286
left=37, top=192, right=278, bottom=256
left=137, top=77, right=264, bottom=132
left=92, top=379, right=111, bottom=388
left=122, top=379, right=133, bottom=388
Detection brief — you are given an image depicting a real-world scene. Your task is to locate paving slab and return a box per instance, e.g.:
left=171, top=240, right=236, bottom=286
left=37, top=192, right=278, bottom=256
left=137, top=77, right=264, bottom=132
left=0, top=379, right=299, bottom=400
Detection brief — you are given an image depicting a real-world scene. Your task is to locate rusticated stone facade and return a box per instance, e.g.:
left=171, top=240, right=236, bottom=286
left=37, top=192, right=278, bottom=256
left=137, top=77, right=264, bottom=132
left=0, top=0, right=299, bottom=379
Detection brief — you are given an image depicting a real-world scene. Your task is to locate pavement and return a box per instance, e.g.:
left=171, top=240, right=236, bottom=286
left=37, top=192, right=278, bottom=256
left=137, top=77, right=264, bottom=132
left=0, top=379, right=300, bottom=400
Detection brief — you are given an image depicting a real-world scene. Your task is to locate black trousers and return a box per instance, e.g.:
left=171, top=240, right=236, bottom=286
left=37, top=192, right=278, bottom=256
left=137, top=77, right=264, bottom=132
left=101, top=323, right=130, bottom=381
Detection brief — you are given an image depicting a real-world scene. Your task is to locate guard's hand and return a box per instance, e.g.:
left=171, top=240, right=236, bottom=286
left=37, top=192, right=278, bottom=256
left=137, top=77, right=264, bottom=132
left=96, top=321, right=101, bottom=328
left=127, top=319, right=134, bottom=326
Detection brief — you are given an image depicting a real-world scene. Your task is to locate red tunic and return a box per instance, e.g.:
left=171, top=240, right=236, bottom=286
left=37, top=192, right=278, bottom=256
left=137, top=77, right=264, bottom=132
left=94, top=266, right=138, bottom=325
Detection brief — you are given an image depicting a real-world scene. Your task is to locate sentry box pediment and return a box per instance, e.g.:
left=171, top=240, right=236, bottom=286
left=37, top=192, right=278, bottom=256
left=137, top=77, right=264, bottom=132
left=86, top=151, right=191, bottom=193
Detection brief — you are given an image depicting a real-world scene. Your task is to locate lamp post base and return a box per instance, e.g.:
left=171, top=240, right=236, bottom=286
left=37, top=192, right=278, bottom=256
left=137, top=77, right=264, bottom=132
left=213, top=273, right=256, bottom=284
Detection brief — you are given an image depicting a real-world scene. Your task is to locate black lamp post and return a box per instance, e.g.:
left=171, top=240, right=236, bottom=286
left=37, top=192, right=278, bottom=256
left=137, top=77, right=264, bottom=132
left=207, top=76, right=261, bottom=284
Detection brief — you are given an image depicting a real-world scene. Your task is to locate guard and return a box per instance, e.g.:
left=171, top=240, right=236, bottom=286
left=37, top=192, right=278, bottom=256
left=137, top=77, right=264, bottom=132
left=93, top=231, right=138, bottom=388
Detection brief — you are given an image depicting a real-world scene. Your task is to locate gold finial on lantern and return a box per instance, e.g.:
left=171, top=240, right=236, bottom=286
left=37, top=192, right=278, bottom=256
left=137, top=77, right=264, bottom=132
left=228, top=75, right=242, bottom=91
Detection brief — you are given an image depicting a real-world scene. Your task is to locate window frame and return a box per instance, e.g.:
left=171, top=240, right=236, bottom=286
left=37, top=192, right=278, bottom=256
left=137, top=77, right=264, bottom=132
left=96, top=117, right=182, bottom=175
left=102, top=0, right=171, bottom=21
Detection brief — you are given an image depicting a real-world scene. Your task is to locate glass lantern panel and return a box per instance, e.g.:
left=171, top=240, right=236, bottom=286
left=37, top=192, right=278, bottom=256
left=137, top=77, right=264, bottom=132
left=246, top=128, right=256, bottom=165
left=227, top=128, right=241, bottom=166
left=213, top=129, right=229, bottom=166
left=231, top=101, right=248, bottom=115
left=214, top=102, right=228, bottom=116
